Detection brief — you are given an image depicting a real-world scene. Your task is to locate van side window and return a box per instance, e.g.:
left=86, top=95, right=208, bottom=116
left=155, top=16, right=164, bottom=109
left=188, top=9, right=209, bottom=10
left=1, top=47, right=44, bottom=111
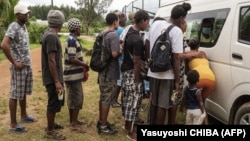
left=239, top=6, right=250, bottom=43
left=185, top=8, right=230, bottom=48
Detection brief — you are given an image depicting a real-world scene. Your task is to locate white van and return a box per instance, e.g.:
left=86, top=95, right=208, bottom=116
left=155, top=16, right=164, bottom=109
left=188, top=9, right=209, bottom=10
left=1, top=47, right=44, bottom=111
left=155, top=0, right=250, bottom=125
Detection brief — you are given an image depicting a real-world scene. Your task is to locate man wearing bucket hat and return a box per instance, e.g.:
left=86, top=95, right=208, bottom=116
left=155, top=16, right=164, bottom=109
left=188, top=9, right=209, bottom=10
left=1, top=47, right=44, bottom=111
left=63, top=18, right=89, bottom=133
left=1, top=4, right=35, bottom=133
left=40, top=10, right=66, bottom=140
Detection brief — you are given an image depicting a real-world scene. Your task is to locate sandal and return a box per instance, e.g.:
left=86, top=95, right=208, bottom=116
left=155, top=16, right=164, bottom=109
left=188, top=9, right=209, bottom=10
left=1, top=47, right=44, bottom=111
left=19, top=115, right=36, bottom=123
left=8, top=125, right=27, bottom=133
left=54, top=123, right=64, bottom=129
left=126, top=133, right=137, bottom=141
left=44, top=123, right=64, bottom=131
left=44, top=131, right=66, bottom=140
left=127, top=131, right=137, bottom=141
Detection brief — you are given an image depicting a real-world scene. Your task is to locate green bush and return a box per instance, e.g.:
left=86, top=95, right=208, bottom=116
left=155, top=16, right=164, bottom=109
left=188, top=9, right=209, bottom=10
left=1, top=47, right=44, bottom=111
left=28, top=23, right=47, bottom=43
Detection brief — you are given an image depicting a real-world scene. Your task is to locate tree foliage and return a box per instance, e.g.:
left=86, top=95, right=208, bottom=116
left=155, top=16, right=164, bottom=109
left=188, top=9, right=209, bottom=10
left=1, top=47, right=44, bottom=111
left=0, top=0, right=19, bottom=41
left=73, top=0, right=113, bottom=34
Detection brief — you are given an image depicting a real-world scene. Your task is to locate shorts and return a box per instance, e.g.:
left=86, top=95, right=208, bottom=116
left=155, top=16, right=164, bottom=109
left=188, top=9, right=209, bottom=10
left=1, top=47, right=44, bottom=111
left=66, top=82, right=83, bottom=109
left=10, top=65, right=33, bottom=100
left=186, top=109, right=206, bottom=125
left=98, top=73, right=116, bottom=105
left=149, top=77, right=174, bottom=109
left=121, top=70, right=143, bottom=121
left=196, top=79, right=216, bottom=99
left=46, top=83, right=64, bottom=113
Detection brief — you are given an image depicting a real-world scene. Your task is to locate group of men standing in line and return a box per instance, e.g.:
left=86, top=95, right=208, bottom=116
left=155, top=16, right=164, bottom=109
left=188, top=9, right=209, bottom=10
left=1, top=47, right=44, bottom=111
left=1, top=1, right=216, bottom=141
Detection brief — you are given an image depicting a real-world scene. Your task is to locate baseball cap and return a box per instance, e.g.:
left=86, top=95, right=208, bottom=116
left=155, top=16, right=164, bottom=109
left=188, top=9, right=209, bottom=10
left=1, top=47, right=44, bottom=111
left=14, top=4, right=31, bottom=14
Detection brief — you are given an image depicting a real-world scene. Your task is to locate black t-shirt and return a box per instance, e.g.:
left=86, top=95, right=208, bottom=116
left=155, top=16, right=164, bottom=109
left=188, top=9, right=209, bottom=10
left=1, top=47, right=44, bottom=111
left=121, top=27, right=145, bottom=72
left=41, top=30, right=64, bottom=86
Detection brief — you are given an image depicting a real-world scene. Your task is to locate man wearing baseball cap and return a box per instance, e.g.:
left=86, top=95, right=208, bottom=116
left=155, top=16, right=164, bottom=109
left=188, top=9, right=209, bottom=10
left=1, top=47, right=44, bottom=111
left=14, top=4, right=31, bottom=14
left=1, top=4, right=34, bottom=133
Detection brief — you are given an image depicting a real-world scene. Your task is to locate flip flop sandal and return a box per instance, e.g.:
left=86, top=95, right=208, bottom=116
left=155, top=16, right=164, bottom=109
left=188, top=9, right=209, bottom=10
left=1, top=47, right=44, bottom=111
left=54, top=123, right=64, bottom=129
left=8, top=125, right=27, bottom=133
left=19, top=115, right=36, bottom=123
left=45, top=123, right=64, bottom=131
left=126, top=135, right=137, bottom=141
left=44, top=132, right=66, bottom=140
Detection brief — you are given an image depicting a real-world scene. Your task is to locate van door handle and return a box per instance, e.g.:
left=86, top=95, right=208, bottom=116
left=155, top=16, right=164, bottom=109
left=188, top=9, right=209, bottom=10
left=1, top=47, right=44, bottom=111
left=232, top=53, right=242, bottom=60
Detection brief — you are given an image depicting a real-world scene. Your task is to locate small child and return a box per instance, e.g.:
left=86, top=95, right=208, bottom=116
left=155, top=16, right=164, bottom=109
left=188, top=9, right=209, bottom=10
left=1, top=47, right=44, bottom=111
left=181, top=70, right=206, bottom=125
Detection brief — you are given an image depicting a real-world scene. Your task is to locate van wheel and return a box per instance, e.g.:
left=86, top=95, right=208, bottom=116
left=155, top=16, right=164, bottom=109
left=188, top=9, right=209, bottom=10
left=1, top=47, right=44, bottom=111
left=234, top=102, right=250, bottom=125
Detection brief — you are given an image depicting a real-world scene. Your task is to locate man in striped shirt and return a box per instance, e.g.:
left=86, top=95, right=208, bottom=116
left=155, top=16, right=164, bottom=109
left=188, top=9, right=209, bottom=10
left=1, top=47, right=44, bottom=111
left=63, top=18, right=89, bottom=133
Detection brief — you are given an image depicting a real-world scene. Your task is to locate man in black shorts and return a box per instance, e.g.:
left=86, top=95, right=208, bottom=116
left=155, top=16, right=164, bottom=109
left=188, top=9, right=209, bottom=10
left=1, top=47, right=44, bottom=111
left=40, top=10, right=66, bottom=140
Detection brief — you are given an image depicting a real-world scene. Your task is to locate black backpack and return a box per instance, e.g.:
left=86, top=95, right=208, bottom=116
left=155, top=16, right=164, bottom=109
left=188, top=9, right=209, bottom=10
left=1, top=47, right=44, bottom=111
left=149, top=25, right=175, bottom=72
left=90, top=31, right=112, bottom=72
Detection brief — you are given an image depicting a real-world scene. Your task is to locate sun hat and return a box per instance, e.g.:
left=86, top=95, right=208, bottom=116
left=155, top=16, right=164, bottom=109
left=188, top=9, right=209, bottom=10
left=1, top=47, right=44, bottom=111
left=14, top=4, right=31, bottom=14
left=68, top=18, right=82, bottom=31
left=47, top=10, right=65, bottom=27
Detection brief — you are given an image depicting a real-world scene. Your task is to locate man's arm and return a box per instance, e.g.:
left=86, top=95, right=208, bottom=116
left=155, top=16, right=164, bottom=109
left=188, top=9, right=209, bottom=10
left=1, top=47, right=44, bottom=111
left=48, top=52, right=63, bottom=91
left=145, top=39, right=150, bottom=61
left=1, top=36, right=24, bottom=69
left=69, top=58, right=89, bottom=71
left=173, top=53, right=180, bottom=91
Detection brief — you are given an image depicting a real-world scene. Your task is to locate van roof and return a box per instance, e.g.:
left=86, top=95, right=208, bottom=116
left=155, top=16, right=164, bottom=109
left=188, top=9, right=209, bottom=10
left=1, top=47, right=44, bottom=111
left=156, top=0, right=246, bottom=18
left=161, top=0, right=190, bottom=7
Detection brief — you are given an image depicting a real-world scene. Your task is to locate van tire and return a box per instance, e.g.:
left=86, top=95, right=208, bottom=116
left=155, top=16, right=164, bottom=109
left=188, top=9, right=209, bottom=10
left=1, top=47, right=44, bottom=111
left=234, top=102, right=250, bottom=125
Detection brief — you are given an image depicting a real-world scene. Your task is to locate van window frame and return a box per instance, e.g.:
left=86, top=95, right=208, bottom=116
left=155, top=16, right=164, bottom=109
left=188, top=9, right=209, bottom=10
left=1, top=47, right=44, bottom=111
left=239, top=6, right=250, bottom=44
left=185, top=8, right=230, bottom=48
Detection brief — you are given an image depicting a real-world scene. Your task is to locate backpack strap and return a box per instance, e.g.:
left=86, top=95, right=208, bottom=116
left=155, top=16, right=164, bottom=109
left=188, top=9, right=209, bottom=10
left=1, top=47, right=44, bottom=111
left=161, top=24, right=175, bottom=41
left=99, top=30, right=113, bottom=79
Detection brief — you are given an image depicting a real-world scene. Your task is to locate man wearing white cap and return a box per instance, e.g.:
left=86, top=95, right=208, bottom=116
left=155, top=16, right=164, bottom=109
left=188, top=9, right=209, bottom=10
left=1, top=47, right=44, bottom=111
left=1, top=4, right=35, bottom=133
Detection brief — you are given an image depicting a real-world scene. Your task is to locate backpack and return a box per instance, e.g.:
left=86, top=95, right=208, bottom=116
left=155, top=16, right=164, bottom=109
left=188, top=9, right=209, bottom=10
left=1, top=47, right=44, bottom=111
left=90, top=31, right=112, bottom=72
left=149, top=25, right=175, bottom=72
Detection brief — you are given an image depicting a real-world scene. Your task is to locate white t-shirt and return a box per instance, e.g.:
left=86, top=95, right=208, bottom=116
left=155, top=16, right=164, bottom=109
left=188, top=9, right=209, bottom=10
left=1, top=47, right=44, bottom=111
left=147, top=20, right=183, bottom=79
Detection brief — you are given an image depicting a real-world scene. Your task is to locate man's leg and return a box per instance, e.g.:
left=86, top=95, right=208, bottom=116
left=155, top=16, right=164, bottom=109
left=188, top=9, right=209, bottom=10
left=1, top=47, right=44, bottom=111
left=149, top=104, right=157, bottom=124
left=9, top=98, right=18, bottom=128
left=71, top=109, right=80, bottom=126
left=100, top=102, right=110, bottom=126
left=69, top=109, right=73, bottom=124
left=168, top=106, right=177, bottom=124
left=156, top=107, right=167, bottom=125
left=47, top=111, right=56, bottom=132
left=126, top=121, right=137, bottom=140
left=112, top=86, right=121, bottom=107
left=19, top=95, right=28, bottom=120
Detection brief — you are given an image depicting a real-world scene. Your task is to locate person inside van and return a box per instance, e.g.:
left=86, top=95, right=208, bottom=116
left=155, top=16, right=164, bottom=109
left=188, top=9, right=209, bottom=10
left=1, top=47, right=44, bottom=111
left=200, top=19, right=214, bottom=43
left=185, top=37, right=216, bottom=125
